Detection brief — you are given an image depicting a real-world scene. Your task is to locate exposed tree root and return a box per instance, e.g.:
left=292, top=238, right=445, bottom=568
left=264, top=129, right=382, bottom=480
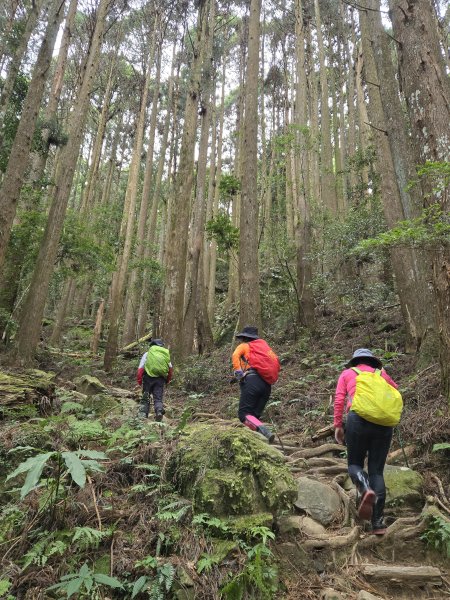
left=288, top=443, right=344, bottom=460
left=305, top=465, right=348, bottom=476
left=302, top=526, right=360, bottom=549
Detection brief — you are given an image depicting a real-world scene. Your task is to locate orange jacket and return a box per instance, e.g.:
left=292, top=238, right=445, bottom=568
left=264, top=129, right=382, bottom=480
left=232, top=342, right=251, bottom=372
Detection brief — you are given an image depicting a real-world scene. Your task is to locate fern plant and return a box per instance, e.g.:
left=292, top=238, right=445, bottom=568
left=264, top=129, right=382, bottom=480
left=131, top=562, right=175, bottom=599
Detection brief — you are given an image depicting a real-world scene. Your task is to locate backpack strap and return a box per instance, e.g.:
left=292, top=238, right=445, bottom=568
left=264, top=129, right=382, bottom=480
left=351, top=367, right=361, bottom=374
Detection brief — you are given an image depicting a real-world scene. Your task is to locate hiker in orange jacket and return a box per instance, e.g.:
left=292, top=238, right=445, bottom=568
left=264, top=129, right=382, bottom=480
left=232, top=326, right=280, bottom=443
left=334, top=348, right=399, bottom=535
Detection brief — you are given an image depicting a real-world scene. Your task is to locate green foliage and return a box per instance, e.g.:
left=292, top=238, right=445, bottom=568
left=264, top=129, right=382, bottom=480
left=433, top=443, right=450, bottom=452
left=156, top=499, right=191, bottom=523
left=410, top=160, right=450, bottom=197
left=421, top=515, right=450, bottom=558
left=131, top=558, right=175, bottom=599
left=0, top=506, right=25, bottom=544
left=71, top=526, right=112, bottom=551
left=22, top=531, right=68, bottom=570
left=0, top=580, right=11, bottom=596
left=221, top=542, right=278, bottom=599
left=6, top=449, right=107, bottom=500
left=47, top=563, right=123, bottom=598
left=206, top=210, right=239, bottom=255
left=219, top=173, right=241, bottom=197
left=193, top=513, right=231, bottom=536
left=353, top=204, right=450, bottom=254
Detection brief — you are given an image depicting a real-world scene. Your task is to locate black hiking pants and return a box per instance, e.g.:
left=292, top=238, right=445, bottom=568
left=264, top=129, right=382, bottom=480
left=139, top=372, right=165, bottom=416
left=346, top=411, right=393, bottom=502
left=238, top=370, right=271, bottom=423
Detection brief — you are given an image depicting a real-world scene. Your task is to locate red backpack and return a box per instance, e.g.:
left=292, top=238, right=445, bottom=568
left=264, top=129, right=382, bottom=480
left=248, top=339, right=281, bottom=384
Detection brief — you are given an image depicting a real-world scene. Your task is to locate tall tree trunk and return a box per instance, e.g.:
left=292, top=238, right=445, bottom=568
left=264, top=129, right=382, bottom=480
left=136, top=43, right=177, bottom=338
left=103, top=54, right=153, bottom=371
left=388, top=0, right=450, bottom=398
left=49, top=278, right=76, bottom=347
left=207, top=56, right=226, bottom=320
left=122, top=32, right=161, bottom=345
left=359, top=2, right=438, bottom=355
left=0, top=0, right=66, bottom=272
left=13, top=0, right=111, bottom=363
left=314, top=0, right=337, bottom=215
left=161, top=0, right=210, bottom=357
left=0, top=0, right=47, bottom=138
left=293, top=0, right=315, bottom=328
left=238, top=0, right=262, bottom=330
left=182, top=0, right=215, bottom=358
left=29, top=0, right=79, bottom=186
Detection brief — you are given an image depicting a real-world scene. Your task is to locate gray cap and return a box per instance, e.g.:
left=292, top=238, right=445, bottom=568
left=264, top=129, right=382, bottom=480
left=345, top=348, right=382, bottom=369
left=150, top=338, right=164, bottom=347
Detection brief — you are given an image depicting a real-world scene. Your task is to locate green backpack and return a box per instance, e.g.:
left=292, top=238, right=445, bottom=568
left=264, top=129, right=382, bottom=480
left=145, top=345, right=171, bottom=378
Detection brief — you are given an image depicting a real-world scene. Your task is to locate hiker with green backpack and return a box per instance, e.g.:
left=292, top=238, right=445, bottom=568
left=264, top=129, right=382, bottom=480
left=137, top=339, right=173, bottom=421
left=334, top=348, right=403, bottom=535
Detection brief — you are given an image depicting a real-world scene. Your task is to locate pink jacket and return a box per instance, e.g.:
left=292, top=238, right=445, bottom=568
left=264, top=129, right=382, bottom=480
left=333, top=363, right=398, bottom=428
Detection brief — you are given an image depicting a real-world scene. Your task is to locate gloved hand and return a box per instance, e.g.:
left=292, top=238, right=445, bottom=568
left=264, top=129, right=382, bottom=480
left=234, top=370, right=244, bottom=382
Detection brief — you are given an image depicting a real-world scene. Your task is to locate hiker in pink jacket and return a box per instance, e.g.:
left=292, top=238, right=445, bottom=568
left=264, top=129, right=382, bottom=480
left=334, top=348, right=399, bottom=535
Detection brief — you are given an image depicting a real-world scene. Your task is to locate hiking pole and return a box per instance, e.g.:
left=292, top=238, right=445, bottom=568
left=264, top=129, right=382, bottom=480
left=270, top=417, right=285, bottom=454
left=396, top=426, right=410, bottom=469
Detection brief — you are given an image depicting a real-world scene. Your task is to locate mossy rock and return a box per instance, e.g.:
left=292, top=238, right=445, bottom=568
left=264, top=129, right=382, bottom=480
left=168, top=425, right=297, bottom=517
left=0, top=369, right=56, bottom=419
left=73, top=375, right=107, bottom=396
left=0, top=421, right=53, bottom=482
left=384, top=465, right=424, bottom=509
left=80, top=393, right=121, bottom=416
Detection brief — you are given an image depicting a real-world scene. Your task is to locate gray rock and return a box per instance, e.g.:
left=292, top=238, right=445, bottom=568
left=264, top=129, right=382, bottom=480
left=277, top=515, right=326, bottom=537
left=357, top=592, right=383, bottom=600
left=295, top=477, right=342, bottom=525
left=321, top=589, right=344, bottom=600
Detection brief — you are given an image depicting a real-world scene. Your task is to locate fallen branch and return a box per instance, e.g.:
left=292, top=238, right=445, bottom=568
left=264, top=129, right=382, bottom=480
left=119, top=332, right=153, bottom=354
left=302, top=526, right=360, bottom=549
left=361, top=564, right=442, bottom=586
left=387, top=445, right=415, bottom=465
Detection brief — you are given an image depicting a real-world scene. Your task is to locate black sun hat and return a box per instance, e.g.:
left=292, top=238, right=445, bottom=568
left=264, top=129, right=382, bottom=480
left=345, top=348, right=382, bottom=369
left=235, top=326, right=259, bottom=340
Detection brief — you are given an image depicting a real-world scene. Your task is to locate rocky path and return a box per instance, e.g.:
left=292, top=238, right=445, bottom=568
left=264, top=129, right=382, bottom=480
left=270, top=434, right=450, bottom=600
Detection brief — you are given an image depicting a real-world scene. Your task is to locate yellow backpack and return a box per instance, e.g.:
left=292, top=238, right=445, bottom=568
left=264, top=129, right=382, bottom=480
left=351, top=367, right=403, bottom=426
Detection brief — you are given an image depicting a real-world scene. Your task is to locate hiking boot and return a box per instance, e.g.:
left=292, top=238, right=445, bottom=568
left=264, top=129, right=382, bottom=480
left=355, top=471, right=376, bottom=521
left=155, top=408, right=165, bottom=422
left=371, top=498, right=387, bottom=535
left=257, top=425, right=275, bottom=444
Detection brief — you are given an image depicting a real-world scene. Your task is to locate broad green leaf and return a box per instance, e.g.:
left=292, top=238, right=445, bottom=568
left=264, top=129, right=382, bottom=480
left=433, top=443, right=450, bottom=452
left=93, top=573, right=123, bottom=588
left=62, top=452, right=86, bottom=488
left=76, top=449, right=107, bottom=460
left=6, top=452, right=54, bottom=482
left=132, top=576, right=148, bottom=598
left=20, top=453, right=54, bottom=499
left=66, top=577, right=83, bottom=598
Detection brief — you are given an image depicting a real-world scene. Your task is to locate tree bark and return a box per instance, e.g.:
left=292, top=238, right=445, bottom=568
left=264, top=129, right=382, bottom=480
left=238, top=0, right=262, bottom=330
left=388, top=0, right=450, bottom=398
left=161, top=0, right=210, bottom=358
left=0, top=0, right=66, bottom=272
left=103, top=53, right=153, bottom=371
left=13, top=0, right=111, bottom=363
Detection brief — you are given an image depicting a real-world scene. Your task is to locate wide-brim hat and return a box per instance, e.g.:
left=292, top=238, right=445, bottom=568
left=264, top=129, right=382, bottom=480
left=235, top=326, right=259, bottom=340
left=345, top=348, right=382, bottom=369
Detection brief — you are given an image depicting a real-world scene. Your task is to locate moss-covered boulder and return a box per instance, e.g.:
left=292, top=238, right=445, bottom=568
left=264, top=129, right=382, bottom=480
left=80, top=393, right=121, bottom=416
left=74, top=375, right=107, bottom=396
left=384, top=465, right=423, bottom=510
left=168, top=425, right=297, bottom=518
left=0, top=369, right=56, bottom=419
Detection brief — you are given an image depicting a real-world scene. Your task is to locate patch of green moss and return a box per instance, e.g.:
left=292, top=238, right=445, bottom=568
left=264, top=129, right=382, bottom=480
left=225, top=512, right=274, bottom=537
left=93, top=553, right=111, bottom=575
left=81, top=394, right=121, bottom=416
left=169, top=425, right=297, bottom=518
